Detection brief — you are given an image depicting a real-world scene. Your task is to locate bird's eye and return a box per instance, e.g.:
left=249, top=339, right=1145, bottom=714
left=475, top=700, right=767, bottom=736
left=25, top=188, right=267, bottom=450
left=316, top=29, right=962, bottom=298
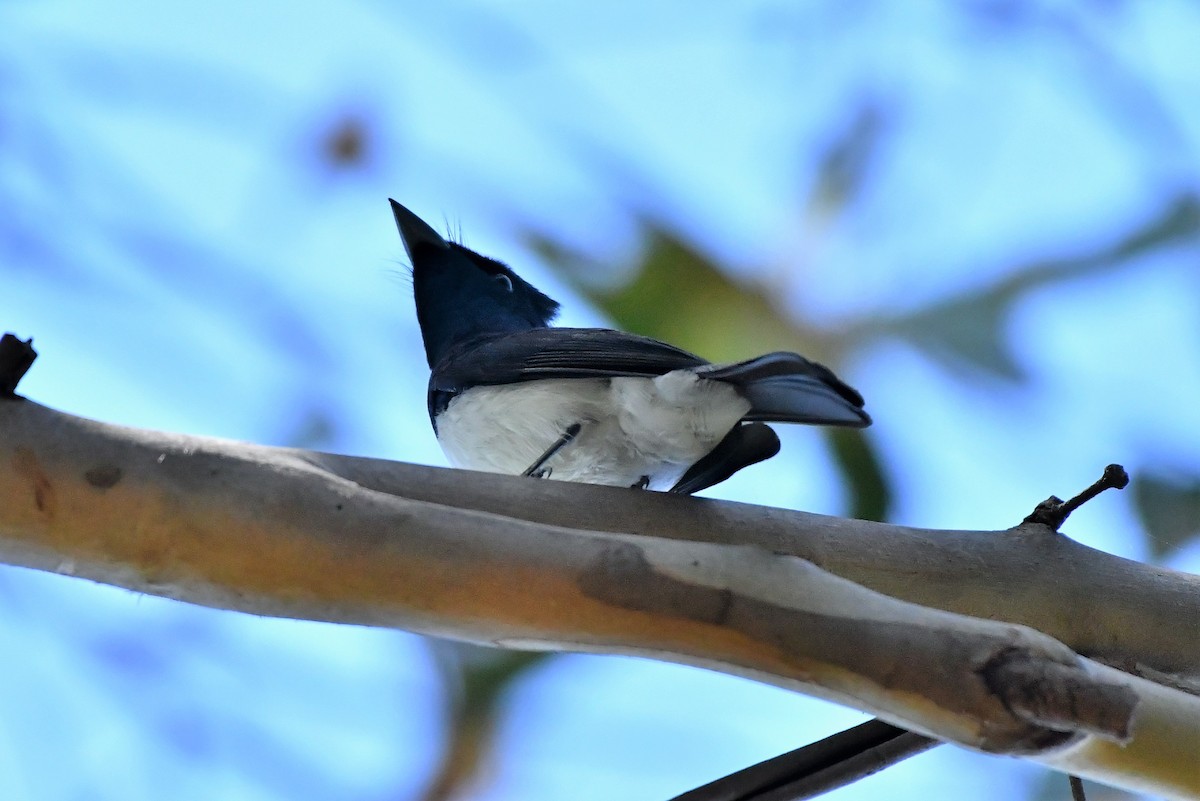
left=493, top=273, right=514, bottom=292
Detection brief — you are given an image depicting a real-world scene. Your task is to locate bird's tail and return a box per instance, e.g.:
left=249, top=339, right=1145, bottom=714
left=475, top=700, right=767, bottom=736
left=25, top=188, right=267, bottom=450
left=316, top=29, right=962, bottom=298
left=698, top=352, right=871, bottom=427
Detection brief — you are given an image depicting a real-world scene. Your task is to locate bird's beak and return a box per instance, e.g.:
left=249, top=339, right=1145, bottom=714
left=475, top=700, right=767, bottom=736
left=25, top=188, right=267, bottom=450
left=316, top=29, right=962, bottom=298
left=389, top=199, right=450, bottom=262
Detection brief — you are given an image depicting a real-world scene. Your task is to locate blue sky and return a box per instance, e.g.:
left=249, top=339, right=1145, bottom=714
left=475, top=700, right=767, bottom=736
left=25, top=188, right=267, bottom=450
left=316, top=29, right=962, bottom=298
left=3, top=2, right=1199, bottom=800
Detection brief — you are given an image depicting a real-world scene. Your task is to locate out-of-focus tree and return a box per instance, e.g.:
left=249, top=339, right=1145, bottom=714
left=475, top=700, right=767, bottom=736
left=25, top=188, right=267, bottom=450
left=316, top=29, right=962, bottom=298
left=1, top=2, right=1197, bottom=800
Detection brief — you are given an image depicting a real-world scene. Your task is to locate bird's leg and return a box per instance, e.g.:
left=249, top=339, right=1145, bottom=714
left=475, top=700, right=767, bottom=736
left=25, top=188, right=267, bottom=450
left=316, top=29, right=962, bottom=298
left=523, top=422, right=582, bottom=478
left=631, top=475, right=651, bottom=489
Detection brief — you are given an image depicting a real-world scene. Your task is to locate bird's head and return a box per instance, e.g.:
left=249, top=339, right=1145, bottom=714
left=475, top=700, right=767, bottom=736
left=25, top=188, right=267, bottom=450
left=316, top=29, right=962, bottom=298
left=390, top=199, right=559, bottom=368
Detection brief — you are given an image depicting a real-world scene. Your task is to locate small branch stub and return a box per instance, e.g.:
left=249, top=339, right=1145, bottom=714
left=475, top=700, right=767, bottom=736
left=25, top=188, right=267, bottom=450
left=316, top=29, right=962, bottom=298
left=1024, top=464, right=1130, bottom=531
left=0, top=333, right=37, bottom=398
left=978, top=647, right=1137, bottom=744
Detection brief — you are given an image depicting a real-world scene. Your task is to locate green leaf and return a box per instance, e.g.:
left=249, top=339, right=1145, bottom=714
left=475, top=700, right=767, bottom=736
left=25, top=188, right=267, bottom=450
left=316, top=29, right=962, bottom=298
left=809, top=99, right=889, bottom=217
left=828, top=428, right=892, bottom=522
left=529, top=225, right=832, bottom=363
left=1133, top=472, right=1200, bottom=560
left=888, top=290, right=1026, bottom=383
left=868, top=193, right=1200, bottom=385
left=420, top=642, right=549, bottom=801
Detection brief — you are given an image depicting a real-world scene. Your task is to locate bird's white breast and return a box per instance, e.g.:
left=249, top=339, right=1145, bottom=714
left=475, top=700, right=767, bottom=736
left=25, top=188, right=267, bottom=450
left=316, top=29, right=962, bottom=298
left=435, top=372, right=750, bottom=490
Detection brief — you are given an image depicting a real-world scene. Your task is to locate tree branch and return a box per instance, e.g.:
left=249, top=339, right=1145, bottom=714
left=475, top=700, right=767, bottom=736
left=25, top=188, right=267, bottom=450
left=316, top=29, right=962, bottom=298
left=310, top=448, right=1200, bottom=686
left=1, top=398, right=1198, bottom=798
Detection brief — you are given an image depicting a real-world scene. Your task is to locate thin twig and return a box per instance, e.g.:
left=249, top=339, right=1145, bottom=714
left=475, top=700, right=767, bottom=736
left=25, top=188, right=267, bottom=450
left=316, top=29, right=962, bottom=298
left=0, top=333, right=37, bottom=398
left=1024, top=464, right=1130, bottom=530
left=669, top=721, right=936, bottom=801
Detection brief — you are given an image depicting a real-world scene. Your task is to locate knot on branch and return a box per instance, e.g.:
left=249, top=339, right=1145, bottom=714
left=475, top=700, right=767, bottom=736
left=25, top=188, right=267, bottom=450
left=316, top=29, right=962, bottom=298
left=580, top=541, right=736, bottom=626
left=979, top=647, right=1137, bottom=745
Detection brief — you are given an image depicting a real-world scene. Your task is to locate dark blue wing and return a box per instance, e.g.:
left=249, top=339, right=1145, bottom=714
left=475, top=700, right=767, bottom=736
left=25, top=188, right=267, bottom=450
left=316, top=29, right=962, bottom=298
left=429, top=331, right=870, bottom=431
left=432, top=327, right=707, bottom=390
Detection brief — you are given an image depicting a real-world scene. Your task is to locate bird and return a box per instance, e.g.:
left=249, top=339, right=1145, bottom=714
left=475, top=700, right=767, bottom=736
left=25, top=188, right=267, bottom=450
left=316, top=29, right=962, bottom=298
left=390, top=198, right=870, bottom=495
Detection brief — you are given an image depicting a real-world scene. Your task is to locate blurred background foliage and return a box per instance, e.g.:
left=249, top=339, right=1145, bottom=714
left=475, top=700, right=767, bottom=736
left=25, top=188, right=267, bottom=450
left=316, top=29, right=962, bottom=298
left=2, top=3, right=1198, bottom=801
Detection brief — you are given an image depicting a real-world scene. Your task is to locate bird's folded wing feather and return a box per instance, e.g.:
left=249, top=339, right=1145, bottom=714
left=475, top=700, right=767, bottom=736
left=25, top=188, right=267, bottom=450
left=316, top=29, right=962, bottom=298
left=432, top=331, right=869, bottom=428
left=432, top=328, right=708, bottom=389
left=697, top=353, right=870, bottom=427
